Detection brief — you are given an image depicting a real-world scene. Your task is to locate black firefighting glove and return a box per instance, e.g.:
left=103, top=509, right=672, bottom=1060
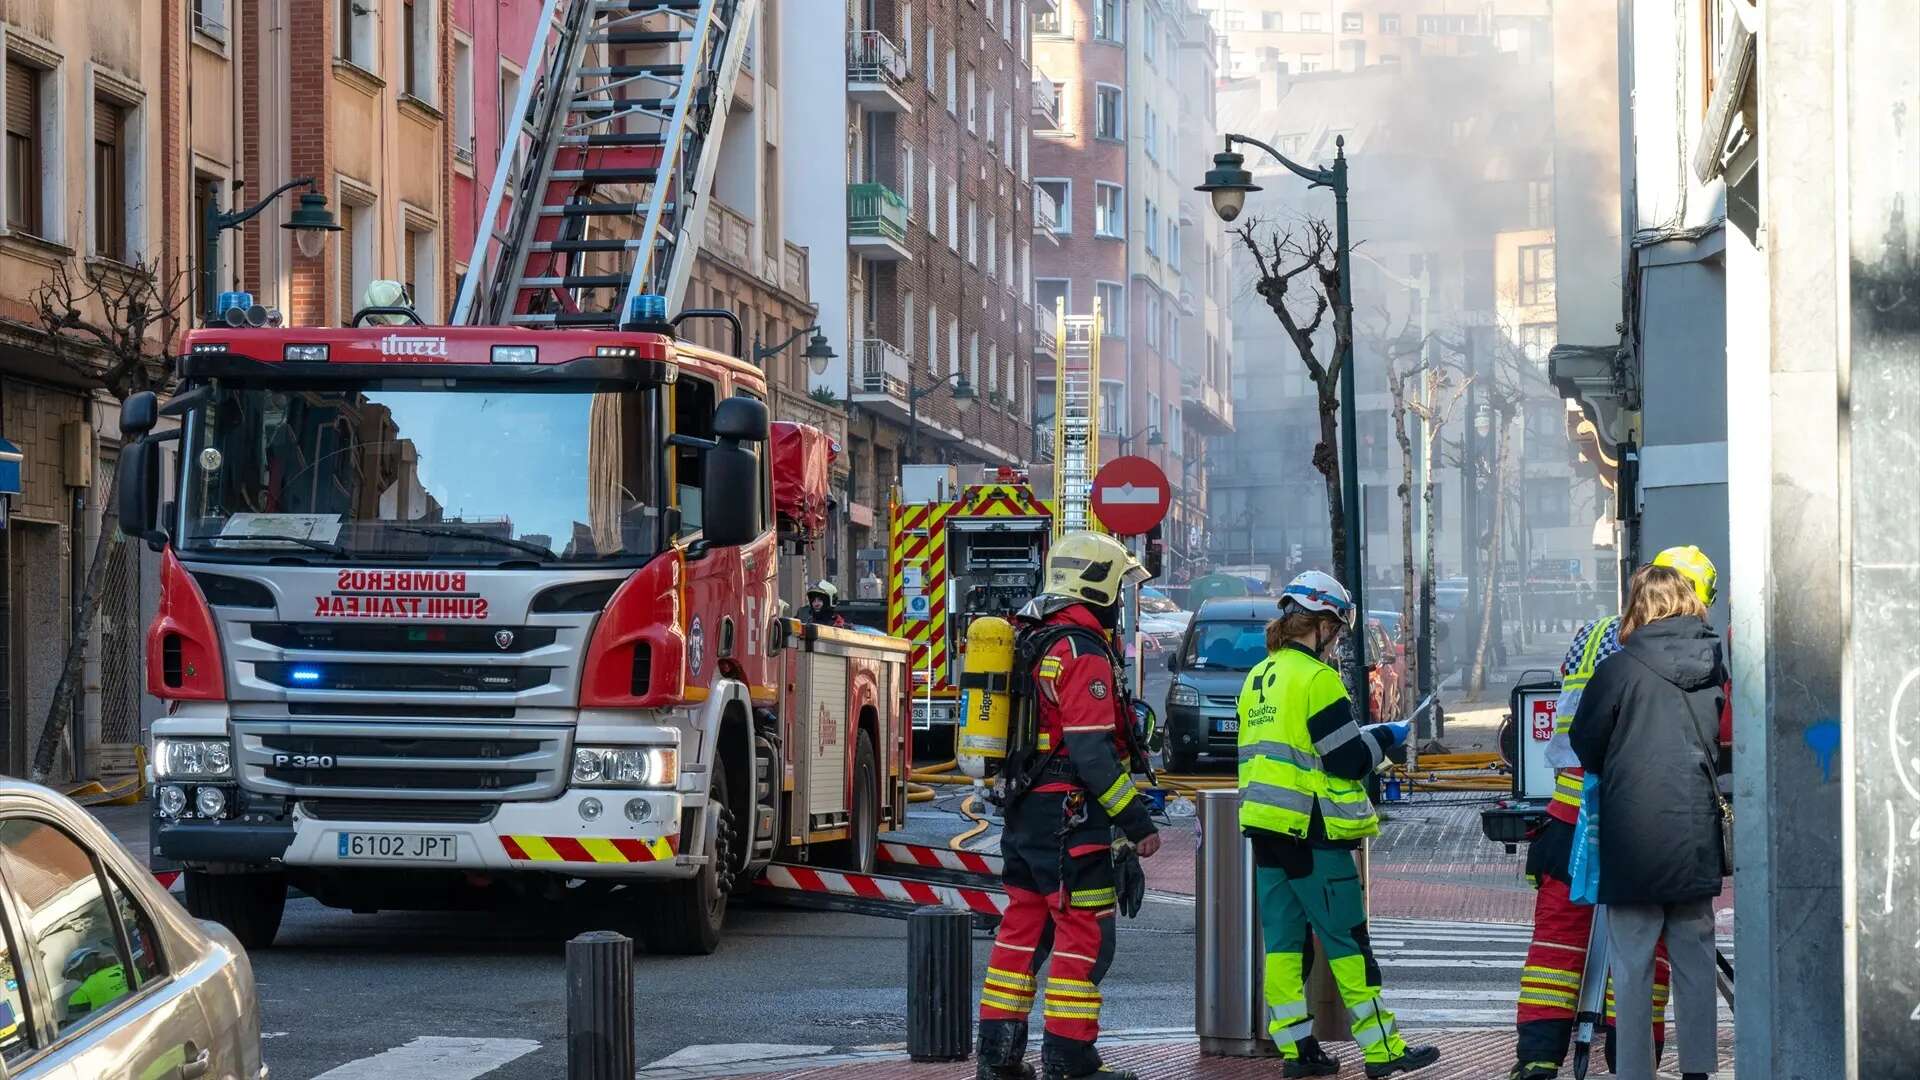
left=1111, top=837, right=1146, bottom=918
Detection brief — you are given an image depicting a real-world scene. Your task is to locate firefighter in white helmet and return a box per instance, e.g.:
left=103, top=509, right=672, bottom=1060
left=802, top=580, right=845, bottom=628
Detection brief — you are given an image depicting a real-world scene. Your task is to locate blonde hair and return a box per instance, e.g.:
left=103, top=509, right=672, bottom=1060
left=1620, top=564, right=1708, bottom=639
left=1267, top=610, right=1341, bottom=652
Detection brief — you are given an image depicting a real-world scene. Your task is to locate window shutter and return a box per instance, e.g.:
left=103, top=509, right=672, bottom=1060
left=338, top=204, right=356, bottom=315
left=7, top=62, right=37, bottom=137
left=94, top=98, right=121, bottom=146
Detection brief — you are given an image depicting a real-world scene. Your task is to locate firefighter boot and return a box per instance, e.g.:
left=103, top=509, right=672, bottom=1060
left=1506, top=1062, right=1558, bottom=1080
left=1283, top=1036, right=1341, bottom=1077
left=1039, top=1038, right=1138, bottom=1080
left=1363, top=1044, right=1442, bottom=1078
left=975, top=1020, right=1036, bottom=1080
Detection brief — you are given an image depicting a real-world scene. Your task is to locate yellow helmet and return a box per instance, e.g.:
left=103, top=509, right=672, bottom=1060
left=1043, top=531, right=1148, bottom=608
left=1653, top=545, right=1718, bottom=607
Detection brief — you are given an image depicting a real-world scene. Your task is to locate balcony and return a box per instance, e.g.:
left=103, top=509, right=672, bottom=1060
left=848, top=183, right=912, bottom=262
left=1034, top=301, right=1059, bottom=359
left=1033, top=184, right=1060, bottom=244
left=1033, top=9, right=1070, bottom=37
left=847, top=29, right=913, bottom=114
left=1181, top=371, right=1235, bottom=435
left=850, top=338, right=914, bottom=423
left=1031, top=74, right=1059, bottom=131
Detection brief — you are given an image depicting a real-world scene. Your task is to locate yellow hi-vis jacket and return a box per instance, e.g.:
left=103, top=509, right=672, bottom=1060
left=1235, top=644, right=1381, bottom=841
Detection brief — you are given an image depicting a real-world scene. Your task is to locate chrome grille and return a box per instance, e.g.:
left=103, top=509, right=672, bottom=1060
left=234, top=720, right=568, bottom=800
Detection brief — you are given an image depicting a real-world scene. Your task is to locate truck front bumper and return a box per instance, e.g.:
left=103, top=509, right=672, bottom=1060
left=158, top=788, right=693, bottom=879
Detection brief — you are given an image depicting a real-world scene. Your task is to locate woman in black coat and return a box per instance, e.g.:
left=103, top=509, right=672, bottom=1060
left=1570, top=564, right=1727, bottom=1080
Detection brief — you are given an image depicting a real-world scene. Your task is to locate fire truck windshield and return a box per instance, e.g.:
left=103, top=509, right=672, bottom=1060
left=178, top=380, right=664, bottom=564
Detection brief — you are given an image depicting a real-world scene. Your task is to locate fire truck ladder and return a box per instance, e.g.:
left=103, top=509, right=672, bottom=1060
left=1050, top=297, right=1103, bottom=535
left=452, top=0, right=757, bottom=327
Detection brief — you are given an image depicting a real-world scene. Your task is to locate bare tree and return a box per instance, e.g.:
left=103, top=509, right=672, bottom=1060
left=1233, top=218, right=1354, bottom=582
left=1407, top=359, right=1471, bottom=693
left=1361, top=307, right=1425, bottom=689
left=27, top=257, right=192, bottom=782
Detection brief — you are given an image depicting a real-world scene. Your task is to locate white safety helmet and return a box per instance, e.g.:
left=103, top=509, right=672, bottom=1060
left=806, top=579, right=839, bottom=603
left=1278, top=570, right=1355, bottom=628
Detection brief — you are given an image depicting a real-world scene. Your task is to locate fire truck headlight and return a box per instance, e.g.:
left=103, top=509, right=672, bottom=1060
left=491, top=345, right=539, bottom=365
left=572, top=747, right=678, bottom=789
left=284, top=344, right=329, bottom=361
left=155, top=738, right=233, bottom=779
left=156, top=785, right=188, bottom=818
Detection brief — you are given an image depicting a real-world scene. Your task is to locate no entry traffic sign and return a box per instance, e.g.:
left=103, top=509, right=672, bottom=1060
left=1091, top=456, right=1172, bottom=536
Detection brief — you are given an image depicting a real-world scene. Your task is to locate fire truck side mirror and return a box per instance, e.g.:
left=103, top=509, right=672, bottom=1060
left=713, top=396, right=769, bottom=442
left=117, top=436, right=167, bottom=551
left=120, top=391, right=157, bottom=438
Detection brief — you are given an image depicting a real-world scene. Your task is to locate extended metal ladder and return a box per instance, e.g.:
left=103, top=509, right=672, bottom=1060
left=452, top=0, right=757, bottom=327
left=1050, top=297, right=1103, bottom=535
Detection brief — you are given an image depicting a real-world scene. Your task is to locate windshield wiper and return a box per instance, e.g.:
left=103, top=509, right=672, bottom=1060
left=193, top=533, right=345, bottom=555
left=388, top=524, right=554, bottom=560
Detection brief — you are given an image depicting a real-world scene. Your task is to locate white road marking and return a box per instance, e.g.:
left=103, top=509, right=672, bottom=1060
left=644, top=1044, right=833, bottom=1068
left=310, top=1036, right=540, bottom=1080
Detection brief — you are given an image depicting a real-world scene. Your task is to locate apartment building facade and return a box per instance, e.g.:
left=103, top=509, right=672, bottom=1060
left=798, top=0, right=1038, bottom=581
left=1031, top=0, right=1226, bottom=579
left=1197, top=0, right=1551, bottom=79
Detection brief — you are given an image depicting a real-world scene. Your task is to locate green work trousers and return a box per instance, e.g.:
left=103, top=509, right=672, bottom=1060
left=1256, top=846, right=1408, bottom=1065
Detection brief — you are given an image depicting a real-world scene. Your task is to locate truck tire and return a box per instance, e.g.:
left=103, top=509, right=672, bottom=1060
left=825, top=731, right=879, bottom=874
left=640, top=766, right=735, bottom=956
left=1164, top=746, right=1199, bottom=774
left=183, top=869, right=287, bottom=950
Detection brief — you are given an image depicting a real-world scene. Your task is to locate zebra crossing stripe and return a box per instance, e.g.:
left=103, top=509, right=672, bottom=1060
left=310, top=1036, right=540, bottom=1080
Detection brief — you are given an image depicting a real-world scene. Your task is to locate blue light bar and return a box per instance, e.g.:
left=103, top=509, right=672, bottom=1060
left=628, top=293, right=668, bottom=324
left=289, top=668, right=322, bottom=683
left=215, top=291, right=255, bottom=319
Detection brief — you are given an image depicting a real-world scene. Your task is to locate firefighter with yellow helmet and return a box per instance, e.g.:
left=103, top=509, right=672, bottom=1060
left=1507, top=545, right=1719, bottom=1080
left=974, top=531, right=1159, bottom=1080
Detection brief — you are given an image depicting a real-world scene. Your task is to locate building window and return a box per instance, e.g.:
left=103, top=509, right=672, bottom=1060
left=1518, top=244, right=1556, bottom=305
left=1528, top=178, right=1553, bottom=228
left=499, top=63, right=523, bottom=184
left=1520, top=322, right=1556, bottom=364
left=1262, top=12, right=1284, bottom=30
left=405, top=220, right=438, bottom=321
left=92, top=97, right=127, bottom=260
left=1299, top=54, right=1324, bottom=73
left=1093, top=0, right=1122, bottom=43
left=985, top=85, right=996, bottom=147
left=1146, top=294, right=1160, bottom=346
left=338, top=0, right=376, bottom=71
left=988, top=341, right=1000, bottom=395
left=901, top=143, right=916, bottom=217
left=925, top=21, right=936, bottom=95
left=1301, top=11, right=1324, bottom=31
left=1143, top=104, right=1158, bottom=160
left=403, top=0, right=431, bottom=100
left=1094, top=182, right=1123, bottom=238
left=967, top=200, right=978, bottom=265
left=1094, top=84, right=1123, bottom=140
left=1341, top=12, right=1363, bottom=32
left=945, top=49, right=957, bottom=113
left=1144, top=200, right=1158, bottom=257
left=338, top=199, right=360, bottom=316
left=1525, top=479, right=1570, bottom=528
left=1380, top=13, right=1402, bottom=34
left=966, top=69, right=977, bottom=133
left=948, top=181, right=958, bottom=252
left=1144, top=11, right=1158, bottom=64
left=1036, top=277, right=1068, bottom=315
left=1095, top=281, right=1124, bottom=335
left=452, top=37, right=475, bottom=160
left=1169, top=218, right=1182, bottom=267
left=193, top=0, right=229, bottom=40
left=1099, top=380, right=1125, bottom=434
left=969, top=332, right=980, bottom=392
left=987, top=212, right=998, bottom=276
left=6, top=59, right=43, bottom=237
left=1418, top=15, right=1443, bottom=34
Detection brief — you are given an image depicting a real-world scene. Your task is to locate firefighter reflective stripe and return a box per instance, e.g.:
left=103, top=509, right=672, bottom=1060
left=1070, top=886, right=1117, bottom=908
left=1237, top=741, right=1319, bottom=770
left=1317, top=794, right=1378, bottom=822
left=1553, top=770, right=1585, bottom=810
left=982, top=966, right=1038, bottom=1012
left=1313, top=721, right=1384, bottom=768
left=1095, top=773, right=1136, bottom=816
left=1242, top=781, right=1316, bottom=820
left=501, top=834, right=677, bottom=863
left=1333, top=954, right=1409, bottom=1066
left=1562, top=617, right=1620, bottom=693
left=1263, top=950, right=1311, bottom=1060
left=1042, top=977, right=1103, bottom=1020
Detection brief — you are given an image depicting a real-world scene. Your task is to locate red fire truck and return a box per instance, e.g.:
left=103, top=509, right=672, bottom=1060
left=117, top=309, right=910, bottom=954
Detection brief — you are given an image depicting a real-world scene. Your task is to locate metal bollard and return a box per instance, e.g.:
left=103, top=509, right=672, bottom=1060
left=906, top=904, right=973, bottom=1061
left=567, top=930, right=634, bottom=1080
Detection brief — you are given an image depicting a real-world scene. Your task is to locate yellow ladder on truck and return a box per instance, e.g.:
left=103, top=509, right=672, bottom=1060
left=1051, top=297, right=1103, bottom=536
left=453, top=0, right=759, bottom=327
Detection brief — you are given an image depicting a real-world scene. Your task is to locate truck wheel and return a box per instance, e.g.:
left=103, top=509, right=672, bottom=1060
left=1164, top=746, right=1199, bottom=774
left=183, top=869, right=287, bottom=950
left=640, top=766, right=735, bottom=956
left=826, top=731, right=879, bottom=874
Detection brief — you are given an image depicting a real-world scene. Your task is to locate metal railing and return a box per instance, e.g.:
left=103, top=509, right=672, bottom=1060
left=1034, top=301, right=1059, bottom=353
left=783, top=241, right=810, bottom=298
left=848, top=183, right=910, bottom=243
left=1030, top=75, right=1059, bottom=127
left=848, top=29, right=910, bottom=87
left=857, top=338, right=912, bottom=397
left=1033, top=184, right=1059, bottom=233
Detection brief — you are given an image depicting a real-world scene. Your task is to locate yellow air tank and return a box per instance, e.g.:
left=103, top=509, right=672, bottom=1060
left=958, top=616, right=1017, bottom=779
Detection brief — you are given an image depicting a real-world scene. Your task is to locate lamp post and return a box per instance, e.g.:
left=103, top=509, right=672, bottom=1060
left=1111, top=425, right=1164, bottom=454
left=906, top=370, right=976, bottom=461
left=1199, top=133, right=1370, bottom=726
left=201, top=177, right=341, bottom=324
left=753, top=323, right=837, bottom=376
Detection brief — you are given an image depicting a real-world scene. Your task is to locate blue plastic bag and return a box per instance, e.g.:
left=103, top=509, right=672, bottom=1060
left=1567, top=772, right=1602, bottom=905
